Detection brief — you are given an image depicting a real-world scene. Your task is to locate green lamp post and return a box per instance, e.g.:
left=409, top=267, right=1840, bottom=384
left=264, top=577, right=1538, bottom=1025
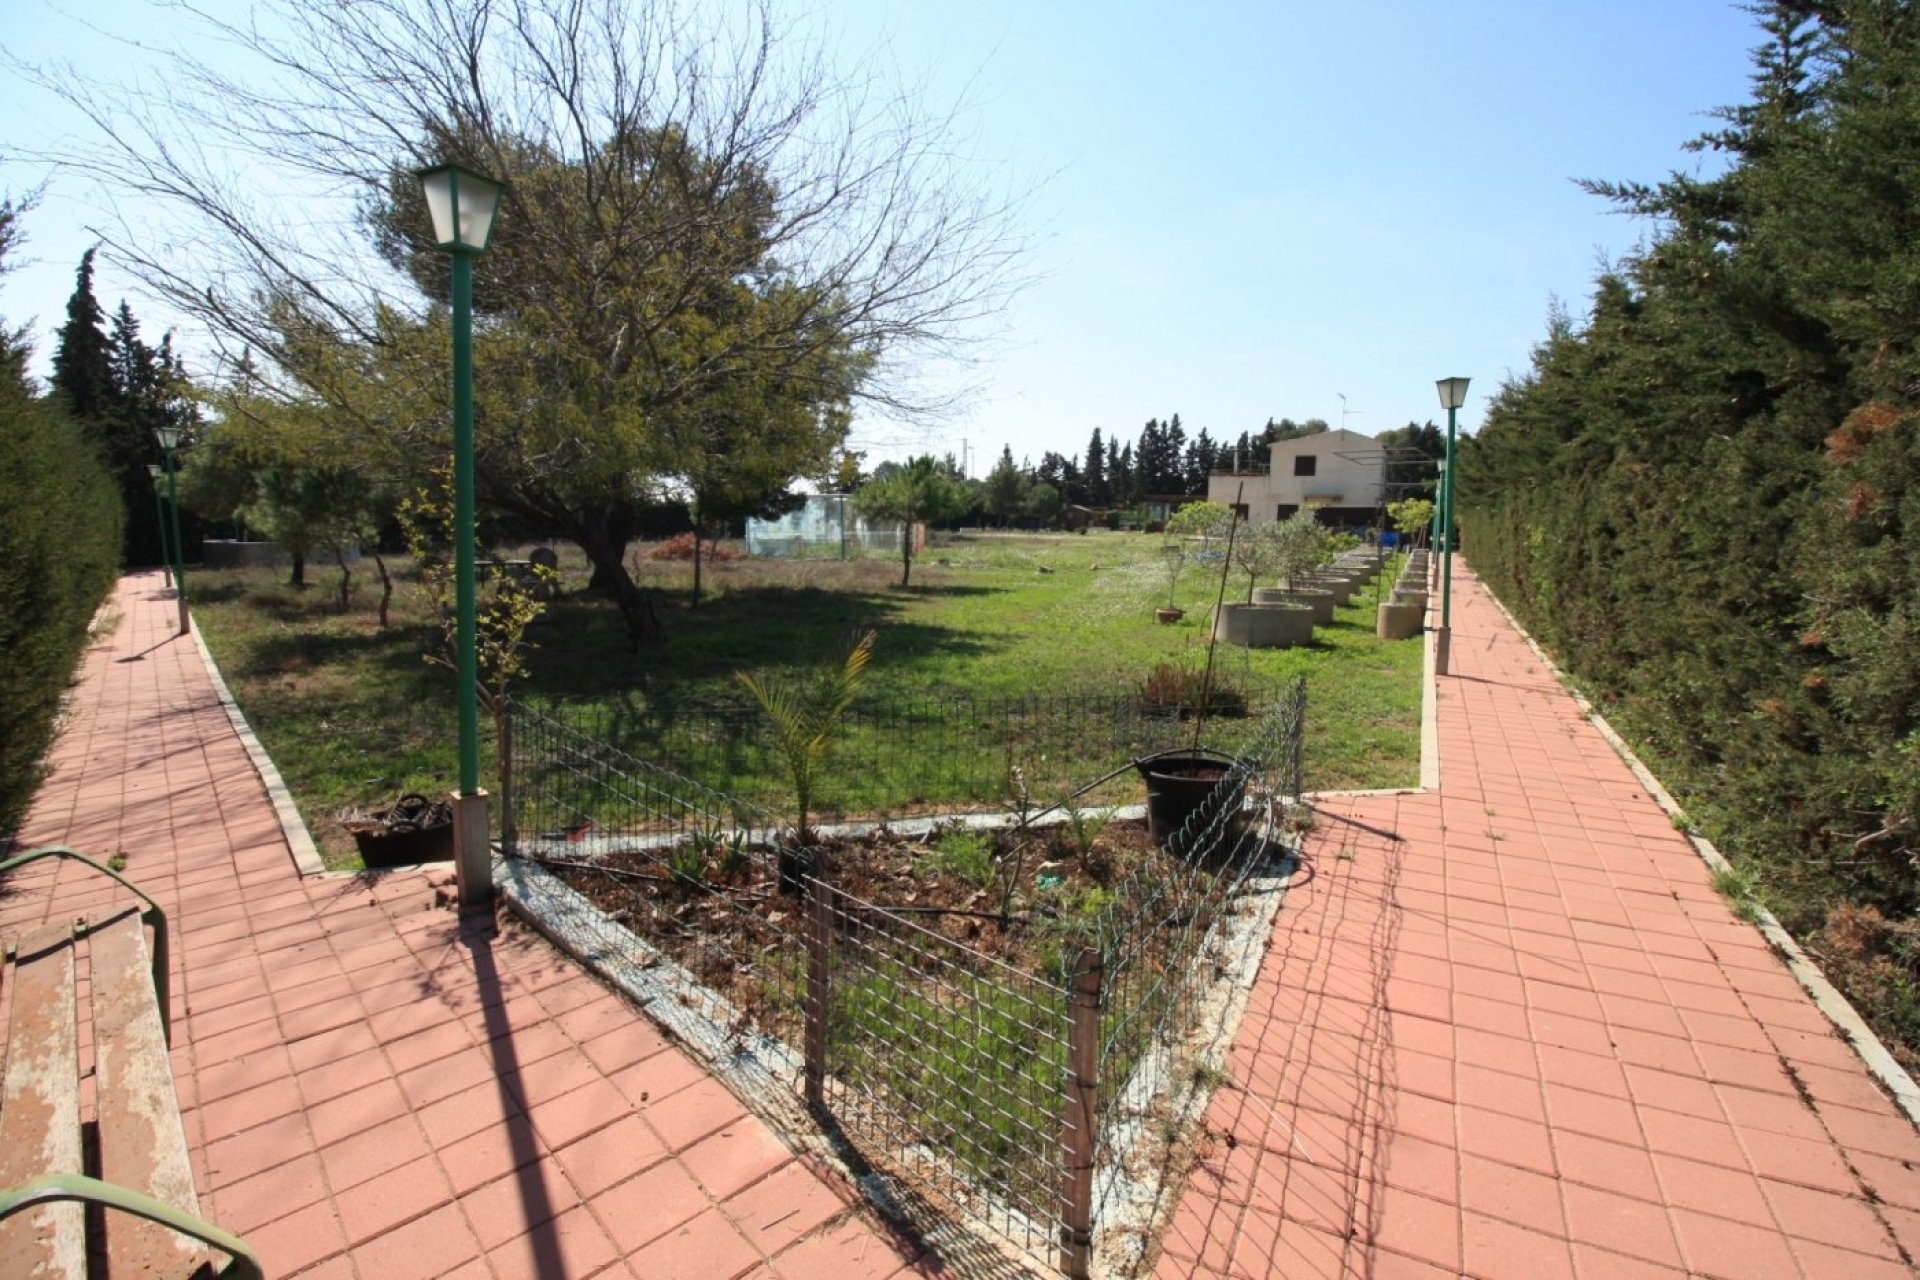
left=417, top=159, right=506, bottom=910
left=153, top=427, right=189, bottom=635
left=147, top=463, right=172, bottom=591
left=1434, top=376, right=1469, bottom=675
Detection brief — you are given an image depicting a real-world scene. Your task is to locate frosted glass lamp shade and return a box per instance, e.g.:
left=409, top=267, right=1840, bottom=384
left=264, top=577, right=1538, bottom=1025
left=416, top=162, right=505, bottom=253
left=1435, top=377, right=1471, bottom=411
left=153, top=426, right=182, bottom=449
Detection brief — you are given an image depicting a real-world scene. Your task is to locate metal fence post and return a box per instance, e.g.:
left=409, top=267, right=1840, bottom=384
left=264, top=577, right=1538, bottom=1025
left=804, top=876, right=832, bottom=1108
left=498, top=702, right=516, bottom=856
left=1061, top=946, right=1102, bottom=1279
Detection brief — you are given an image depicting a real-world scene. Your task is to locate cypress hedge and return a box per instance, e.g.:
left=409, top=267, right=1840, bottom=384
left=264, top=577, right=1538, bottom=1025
left=1462, top=5, right=1920, bottom=1062
left=0, top=369, right=123, bottom=837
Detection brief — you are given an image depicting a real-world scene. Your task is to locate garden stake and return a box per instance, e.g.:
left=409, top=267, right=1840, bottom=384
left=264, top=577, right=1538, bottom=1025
left=1192, top=482, right=1244, bottom=753
left=1060, top=946, right=1102, bottom=1279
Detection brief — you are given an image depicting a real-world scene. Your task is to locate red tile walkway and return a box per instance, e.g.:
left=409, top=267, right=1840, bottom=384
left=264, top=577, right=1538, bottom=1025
left=1155, top=564, right=1920, bottom=1279
left=2, top=572, right=926, bottom=1279
left=10, top=565, right=1920, bottom=1279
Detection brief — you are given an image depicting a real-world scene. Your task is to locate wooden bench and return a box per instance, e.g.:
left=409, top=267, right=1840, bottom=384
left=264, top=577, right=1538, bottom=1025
left=0, top=846, right=260, bottom=1279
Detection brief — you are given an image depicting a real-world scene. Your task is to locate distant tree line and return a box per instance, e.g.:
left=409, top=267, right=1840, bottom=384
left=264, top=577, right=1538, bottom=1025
left=1459, top=2, right=1920, bottom=1060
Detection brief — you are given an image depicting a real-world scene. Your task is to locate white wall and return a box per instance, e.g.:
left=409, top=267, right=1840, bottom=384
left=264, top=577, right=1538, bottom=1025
left=1206, top=429, right=1386, bottom=526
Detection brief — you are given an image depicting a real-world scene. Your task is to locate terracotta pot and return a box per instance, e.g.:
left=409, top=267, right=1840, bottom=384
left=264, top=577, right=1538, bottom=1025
left=1155, top=606, right=1185, bottom=625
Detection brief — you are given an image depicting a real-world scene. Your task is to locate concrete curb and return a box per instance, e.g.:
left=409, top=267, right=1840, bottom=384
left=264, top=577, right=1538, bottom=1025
left=1474, top=574, right=1920, bottom=1131
left=190, top=618, right=328, bottom=877
left=1419, top=615, right=1441, bottom=793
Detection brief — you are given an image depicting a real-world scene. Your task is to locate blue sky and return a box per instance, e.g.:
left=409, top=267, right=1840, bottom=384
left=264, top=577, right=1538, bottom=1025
left=1, top=1, right=1762, bottom=472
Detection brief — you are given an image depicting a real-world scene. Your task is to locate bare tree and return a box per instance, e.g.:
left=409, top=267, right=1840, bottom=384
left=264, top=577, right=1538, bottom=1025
left=17, top=0, right=1030, bottom=643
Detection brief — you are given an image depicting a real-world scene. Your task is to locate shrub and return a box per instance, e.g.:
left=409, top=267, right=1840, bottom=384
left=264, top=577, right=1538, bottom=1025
left=643, top=532, right=742, bottom=562
left=0, top=382, right=122, bottom=835
left=1134, top=662, right=1247, bottom=719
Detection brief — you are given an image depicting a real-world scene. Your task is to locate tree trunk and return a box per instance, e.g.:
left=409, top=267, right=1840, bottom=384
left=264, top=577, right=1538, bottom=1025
left=335, top=548, right=353, bottom=611
left=575, top=510, right=661, bottom=650
left=691, top=528, right=704, bottom=608
left=290, top=550, right=306, bottom=588
left=899, top=515, right=913, bottom=588
left=373, top=552, right=393, bottom=629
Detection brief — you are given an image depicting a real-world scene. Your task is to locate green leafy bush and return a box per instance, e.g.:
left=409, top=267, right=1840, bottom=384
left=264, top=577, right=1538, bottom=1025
left=0, top=375, right=122, bottom=834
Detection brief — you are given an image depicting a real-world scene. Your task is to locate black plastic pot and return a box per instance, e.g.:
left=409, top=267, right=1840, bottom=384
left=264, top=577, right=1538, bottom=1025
left=347, top=793, right=455, bottom=868
left=1135, top=748, right=1242, bottom=849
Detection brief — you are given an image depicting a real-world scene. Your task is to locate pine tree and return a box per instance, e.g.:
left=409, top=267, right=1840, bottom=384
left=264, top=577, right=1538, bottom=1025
left=51, top=249, right=115, bottom=426
left=1082, top=427, right=1107, bottom=506
left=985, top=445, right=1022, bottom=526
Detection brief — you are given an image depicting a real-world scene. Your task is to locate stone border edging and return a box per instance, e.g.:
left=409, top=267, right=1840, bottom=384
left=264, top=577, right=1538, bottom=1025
left=189, top=619, right=327, bottom=877
left=1472, top=574, right=1920, bottom=1130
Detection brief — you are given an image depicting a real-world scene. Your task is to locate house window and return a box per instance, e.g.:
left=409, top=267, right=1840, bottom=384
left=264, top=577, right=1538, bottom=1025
left=1294, top=455, right=1317, bottom=477
left=1232, top=503, right=1249, bottom=520
left=1276, top=504, right=1297, bottom=521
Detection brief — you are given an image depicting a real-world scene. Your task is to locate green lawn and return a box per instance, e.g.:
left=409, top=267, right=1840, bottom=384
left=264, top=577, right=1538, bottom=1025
left=192, top=531, right=1422, bottom=866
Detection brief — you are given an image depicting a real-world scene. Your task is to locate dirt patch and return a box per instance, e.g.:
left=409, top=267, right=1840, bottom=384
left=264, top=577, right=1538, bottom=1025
left=536, top=816, right=1190, bottom=1023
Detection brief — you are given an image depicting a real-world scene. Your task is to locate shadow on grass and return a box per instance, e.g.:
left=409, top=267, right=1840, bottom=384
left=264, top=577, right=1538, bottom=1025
left=238, top=625, right=437, bottom=685
left=524, top=585, right=1009, bottom=702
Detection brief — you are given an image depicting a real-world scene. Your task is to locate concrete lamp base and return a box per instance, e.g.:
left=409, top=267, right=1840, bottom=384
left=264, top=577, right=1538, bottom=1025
left=451, top=789, right=493, bottom=913
left=1436, top=626, right=1452, bottom=676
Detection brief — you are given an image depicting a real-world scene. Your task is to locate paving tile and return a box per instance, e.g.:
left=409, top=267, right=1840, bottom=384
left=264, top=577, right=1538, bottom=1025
left=723, top=1157, right=853, bottom=1254
left=335, top=1153, right=456, bottom=1244
left=589, top=1155, right=710, bottom=1254
left=459, top=1161, right=582, bottom=1252
left=348, top=1202, right=483, bottom=1280
left=681, top=1121, right=797, bottom=1201
left=1650, top=1152, right=1774, bottom=1226
left=240, top=1195, right=349, bottom=1277
left=1460, top=1210, right=1576, bottom=1279
left=629, top=1207, right=764, bottom=1280
left=1368, top=1185, right=1460, bottom=1272
left=1669, top=1208, right=1800, bottom=1279
left=1459, top=1153, right=1564, bottom=1235
left=645, top=1074, right=751, bottom=1151
left=1561, top=1182, right=1684, bottom=1267
left=1759, top=1178, right=1902, bottom=1258
left=486, top=1203, right=622, bottom=1280
left=772, top=1217, right=919, bottom=1280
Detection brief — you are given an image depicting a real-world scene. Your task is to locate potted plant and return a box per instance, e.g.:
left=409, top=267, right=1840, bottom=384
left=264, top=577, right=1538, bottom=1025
left=1157, top=543, right=1186, bottom=623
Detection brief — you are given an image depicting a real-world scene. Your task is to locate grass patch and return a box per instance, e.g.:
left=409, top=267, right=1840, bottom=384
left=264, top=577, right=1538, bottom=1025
left=192, top=532, right=1422, bottom=868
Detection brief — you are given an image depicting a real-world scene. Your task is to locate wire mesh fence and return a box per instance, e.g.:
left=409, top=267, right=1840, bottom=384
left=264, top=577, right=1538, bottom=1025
left=501, top=678, right=1307, bottom=1276
left=509, top=683, right=1290, bottom=830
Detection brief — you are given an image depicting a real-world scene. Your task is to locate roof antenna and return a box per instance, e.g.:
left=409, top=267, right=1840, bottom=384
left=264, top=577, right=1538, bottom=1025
left=1339, top=393, right=1364, bottom=433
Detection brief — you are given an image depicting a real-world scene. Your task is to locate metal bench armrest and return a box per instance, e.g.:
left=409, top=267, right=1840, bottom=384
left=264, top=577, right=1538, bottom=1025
left=0, top=845, right=172, bottom=1041
left=0, top=1174, right=262, bottom=1280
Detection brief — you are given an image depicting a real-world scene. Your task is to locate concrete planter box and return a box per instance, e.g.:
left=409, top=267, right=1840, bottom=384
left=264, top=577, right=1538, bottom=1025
left=1259, top=591, right=1336, bottom=625
left=1295, top=575, right=1358, bottom=605
left=1213, top=602, right=1315, bottom=648
left=1391, top=588, right=1429, bottom=611
left=1377, top=601, right=1424, bottom=640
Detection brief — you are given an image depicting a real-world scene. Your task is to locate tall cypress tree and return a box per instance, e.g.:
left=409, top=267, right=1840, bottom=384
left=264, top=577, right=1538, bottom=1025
left=51, top=255, right=197, bottom=565
left=1082, top=427, right=1107, bottom=506
left=51, top=249, right=115, bottom=426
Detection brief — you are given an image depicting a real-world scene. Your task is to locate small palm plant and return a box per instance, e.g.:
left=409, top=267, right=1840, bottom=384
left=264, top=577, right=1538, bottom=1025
left=736, top=630, right=877, bottom=892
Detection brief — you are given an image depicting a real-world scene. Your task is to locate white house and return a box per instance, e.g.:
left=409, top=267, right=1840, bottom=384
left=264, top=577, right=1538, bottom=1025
left=1206, top=428, right=1387, bottom=530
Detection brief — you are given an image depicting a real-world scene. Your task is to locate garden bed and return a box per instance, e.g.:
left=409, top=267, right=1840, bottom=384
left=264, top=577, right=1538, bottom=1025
left=530, top=814, right=1181, bottom=1031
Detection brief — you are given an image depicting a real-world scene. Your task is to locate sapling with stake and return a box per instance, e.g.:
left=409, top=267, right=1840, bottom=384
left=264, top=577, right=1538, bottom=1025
left=736, top=630, right=876, bottom=893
